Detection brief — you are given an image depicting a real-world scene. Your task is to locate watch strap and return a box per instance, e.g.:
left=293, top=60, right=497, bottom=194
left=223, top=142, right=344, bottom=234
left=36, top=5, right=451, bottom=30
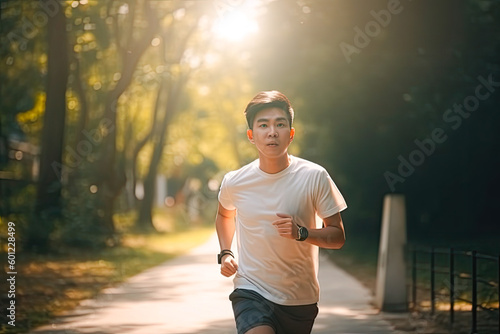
left=217, top=249, right=234, bottom=264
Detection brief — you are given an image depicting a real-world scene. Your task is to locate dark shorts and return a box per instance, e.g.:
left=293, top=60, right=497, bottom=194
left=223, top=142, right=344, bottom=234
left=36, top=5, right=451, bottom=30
left=229, top=288, right=318, bottom=334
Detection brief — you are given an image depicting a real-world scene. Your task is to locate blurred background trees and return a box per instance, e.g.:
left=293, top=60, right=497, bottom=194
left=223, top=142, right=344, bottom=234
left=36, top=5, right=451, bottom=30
left=1, top=0, right=499, bottom=252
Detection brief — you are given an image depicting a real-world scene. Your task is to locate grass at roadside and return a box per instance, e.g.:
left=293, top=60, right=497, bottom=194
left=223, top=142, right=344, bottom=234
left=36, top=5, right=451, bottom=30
left=1, top=224, right=214, bottom=334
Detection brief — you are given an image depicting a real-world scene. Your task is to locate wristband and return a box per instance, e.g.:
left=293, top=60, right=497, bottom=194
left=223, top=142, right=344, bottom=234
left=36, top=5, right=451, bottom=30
left=217, top=249, right=234, bottom=264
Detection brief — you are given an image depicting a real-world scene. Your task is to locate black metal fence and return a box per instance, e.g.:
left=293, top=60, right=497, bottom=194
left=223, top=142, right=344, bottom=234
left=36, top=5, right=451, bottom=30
left=409, top=245, right=499, bottom=333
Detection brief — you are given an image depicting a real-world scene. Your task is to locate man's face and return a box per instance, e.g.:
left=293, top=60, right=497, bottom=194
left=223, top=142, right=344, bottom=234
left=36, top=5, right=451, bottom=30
left=247, top=107, right=295, bottom=159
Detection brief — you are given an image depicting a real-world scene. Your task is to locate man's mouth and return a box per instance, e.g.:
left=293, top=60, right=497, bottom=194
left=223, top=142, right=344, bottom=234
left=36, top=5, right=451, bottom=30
left=267, top=143, right=278, bottom=147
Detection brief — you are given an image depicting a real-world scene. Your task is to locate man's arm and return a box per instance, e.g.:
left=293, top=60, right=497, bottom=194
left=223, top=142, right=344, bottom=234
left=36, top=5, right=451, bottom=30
left=273, top=212, right=345, bottom=249
left=215, top=202, right=238, bottom=277
left=306, top=212, right=345, bottom=249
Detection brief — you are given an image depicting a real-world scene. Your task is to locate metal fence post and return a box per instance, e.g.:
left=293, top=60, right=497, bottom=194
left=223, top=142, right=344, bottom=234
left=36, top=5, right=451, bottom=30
left=449, top=247, right=454, bottom=327
left=431, top=246, right=435, bottom=315
left=410, top=245, right=499, bottom=333
left=412, top=248, right=417, bottom=309
left=471, top=250, right=477, bottom=334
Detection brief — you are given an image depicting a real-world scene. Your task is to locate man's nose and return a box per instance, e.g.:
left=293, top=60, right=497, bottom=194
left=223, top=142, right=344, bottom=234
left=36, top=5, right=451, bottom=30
left=268, top=126, right=278, bottom=137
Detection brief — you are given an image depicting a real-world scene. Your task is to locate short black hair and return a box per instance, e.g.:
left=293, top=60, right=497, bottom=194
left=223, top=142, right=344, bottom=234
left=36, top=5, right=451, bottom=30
left=244, top=91, right=294, bottom=130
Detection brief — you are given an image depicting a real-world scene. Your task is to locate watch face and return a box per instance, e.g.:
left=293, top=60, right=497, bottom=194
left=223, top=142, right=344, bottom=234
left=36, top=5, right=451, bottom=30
left=297, top=226, right=307, bottom=241
left=297, top=226, right=303, bottom=240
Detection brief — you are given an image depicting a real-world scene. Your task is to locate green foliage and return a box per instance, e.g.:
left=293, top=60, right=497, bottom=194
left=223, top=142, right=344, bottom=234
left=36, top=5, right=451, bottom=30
left=0, top=1, right=47, bottom=120
left=2, top=0, right=248, bottom=249
left=0, top=183, right=35, bottom=253
left=57, top=170, right=112, bottom=249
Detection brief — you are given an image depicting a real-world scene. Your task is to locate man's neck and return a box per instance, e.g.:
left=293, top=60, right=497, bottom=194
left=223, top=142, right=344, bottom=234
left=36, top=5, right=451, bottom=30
left=258, top=154, right=291, bottom=174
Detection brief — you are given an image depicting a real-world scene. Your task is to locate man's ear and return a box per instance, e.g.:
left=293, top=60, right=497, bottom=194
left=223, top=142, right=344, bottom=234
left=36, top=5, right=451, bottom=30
left=289, top=127, right=295, bottom=141
left=247, top=129, right=254, bottom=143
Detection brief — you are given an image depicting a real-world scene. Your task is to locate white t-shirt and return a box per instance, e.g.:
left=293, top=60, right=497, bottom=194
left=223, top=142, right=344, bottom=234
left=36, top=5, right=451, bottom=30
left=218, top=156, right=347, bottom=306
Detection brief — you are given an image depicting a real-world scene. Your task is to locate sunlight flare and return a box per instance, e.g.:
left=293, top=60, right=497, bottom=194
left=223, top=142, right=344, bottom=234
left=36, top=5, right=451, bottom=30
left=212, top=6, right=259, bottom=42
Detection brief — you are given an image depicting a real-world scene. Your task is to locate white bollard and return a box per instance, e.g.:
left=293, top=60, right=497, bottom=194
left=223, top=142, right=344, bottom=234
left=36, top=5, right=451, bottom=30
left=375, top=194, right=408, bottom=312
left=156, top=174, right=167, bottom=207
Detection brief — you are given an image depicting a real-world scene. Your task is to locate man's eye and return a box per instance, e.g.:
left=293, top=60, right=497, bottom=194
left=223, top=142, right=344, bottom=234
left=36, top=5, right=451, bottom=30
left=259, top=124, right=267, bottom=128
left=277, top=123, right=285, bottom=127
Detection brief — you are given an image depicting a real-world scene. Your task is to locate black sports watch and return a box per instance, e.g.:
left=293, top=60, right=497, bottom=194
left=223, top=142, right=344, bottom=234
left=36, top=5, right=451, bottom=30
left=296, top=225, right=309, bottom=241
left=217, top=249, right=234, bottom=264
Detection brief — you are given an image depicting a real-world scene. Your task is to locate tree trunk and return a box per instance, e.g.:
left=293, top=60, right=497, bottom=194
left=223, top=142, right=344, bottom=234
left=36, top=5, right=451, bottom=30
left=136, top=77, right=186, bottom=230
left=129, top=78, right=165, bottom=210
left=32, top=0, right=68, bottom=251
left=93, top=0, right=159, bottom=238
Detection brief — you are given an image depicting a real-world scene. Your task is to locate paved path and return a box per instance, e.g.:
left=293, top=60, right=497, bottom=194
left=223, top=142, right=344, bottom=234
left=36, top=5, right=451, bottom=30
left=31, top=233, right=406, bottom=334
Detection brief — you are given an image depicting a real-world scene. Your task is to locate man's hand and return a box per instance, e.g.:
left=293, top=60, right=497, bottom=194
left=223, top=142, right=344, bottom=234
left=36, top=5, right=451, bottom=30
left=272, top=213, right=298, bottom=239
left=220, top=255, right=238, bottom=277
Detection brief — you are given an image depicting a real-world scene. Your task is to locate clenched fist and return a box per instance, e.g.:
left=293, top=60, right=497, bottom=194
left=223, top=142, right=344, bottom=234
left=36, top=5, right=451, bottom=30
left=220, top=255, right=238, bottom=277
left=272, top=213, right=299, bottom=239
